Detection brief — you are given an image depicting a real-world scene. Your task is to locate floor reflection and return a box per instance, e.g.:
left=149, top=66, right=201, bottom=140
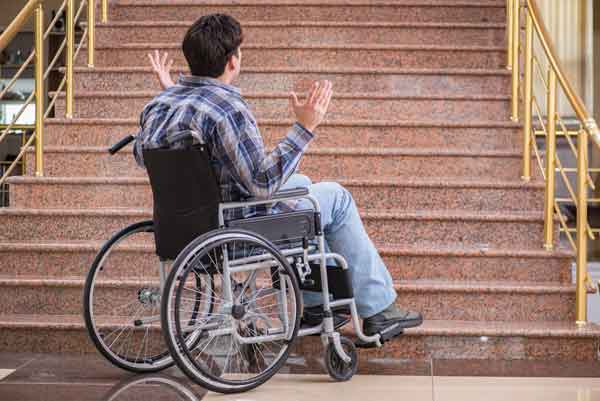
left=1, top=353, right=600, bottom=401
left=103, top=374, right=208, bottom=401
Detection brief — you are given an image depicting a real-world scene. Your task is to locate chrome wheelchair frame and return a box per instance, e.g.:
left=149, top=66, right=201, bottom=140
left=83, top=135, right=384, bottom=394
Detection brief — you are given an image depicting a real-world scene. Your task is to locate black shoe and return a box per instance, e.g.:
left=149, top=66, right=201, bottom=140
left=301, top=305, right=350, bottom=333
left=356, top=304, right=423, bottom=348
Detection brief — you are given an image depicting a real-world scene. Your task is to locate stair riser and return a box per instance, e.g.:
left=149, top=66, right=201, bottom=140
left=25, top=150, right=525, bottom=180
left=96, top=25, right=506, bottom=47
left=109, top=4, right=506, bottom=23
left=55, top=96, right=511, bottom=121
left=1, top=326, right=595, bottom=362
left=44, top=121, right=522, bottom=151
left=0, top=212, right=548, bottom=248
left=0, top=283, right=574, bottom=322
left=0, top=248, right=572, bottom=284
left=387, top=254, right=571, bottom=283
left=77, top=47, right=507, bottom=70
left=10, top=181, right=544, bottom=212
left=73, top=70, right=510, bottom=97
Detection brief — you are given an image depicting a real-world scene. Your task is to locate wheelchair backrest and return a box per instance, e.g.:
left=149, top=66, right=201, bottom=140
left=143, top=146, right=221, bottom=261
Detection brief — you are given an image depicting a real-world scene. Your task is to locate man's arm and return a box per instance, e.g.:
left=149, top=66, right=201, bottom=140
left=212, top=81, right=333, bottom=199
left=213, top=111, right=314, bottom=199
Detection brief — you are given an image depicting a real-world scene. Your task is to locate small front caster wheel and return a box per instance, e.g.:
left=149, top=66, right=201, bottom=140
left=325, top=336, right=358, bottom=381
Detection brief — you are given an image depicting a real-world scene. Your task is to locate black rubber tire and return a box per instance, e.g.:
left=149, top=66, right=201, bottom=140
left=325, top=336, right=359, bottom=382
left=83, top=220, right=174, bottom=373
left=162, top=228, right=302, bottom=394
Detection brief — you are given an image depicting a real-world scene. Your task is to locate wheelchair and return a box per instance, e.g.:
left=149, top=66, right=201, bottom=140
left=83, top=136, right=384, bottom=394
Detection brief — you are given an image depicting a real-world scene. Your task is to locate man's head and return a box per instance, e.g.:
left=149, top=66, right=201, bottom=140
left=182, top=14, right=243, bottom=82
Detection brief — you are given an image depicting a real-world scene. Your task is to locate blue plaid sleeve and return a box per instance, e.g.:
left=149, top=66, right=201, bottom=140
left=214, top=111, right=314, bottom=199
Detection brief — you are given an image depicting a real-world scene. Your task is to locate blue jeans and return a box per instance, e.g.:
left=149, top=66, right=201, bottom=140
left=280, top=174, right=397, bottom=318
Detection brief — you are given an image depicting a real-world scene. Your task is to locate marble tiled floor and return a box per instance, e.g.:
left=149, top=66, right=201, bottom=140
left=1, top=353, right=600, bottom=401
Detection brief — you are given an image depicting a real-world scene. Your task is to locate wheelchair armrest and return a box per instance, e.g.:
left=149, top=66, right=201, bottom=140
left=219, top=187, right=314, bottom=218
left=245, top=187, right=309, bottom=202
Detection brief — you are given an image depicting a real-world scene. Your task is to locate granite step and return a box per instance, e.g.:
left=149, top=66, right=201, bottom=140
left=24, top=146, right=526, bottom=180
left=70, top=66, right=511, bottom=96
left=44, top=118, right=522, bottom=151
left=0, top=276, right=577, bottom=322
left=53, top=91, right=511, bottom=121
left=8, top=176, right=544, bottom=212
left=1, top=315, right=597, bottom=362
left=0, top=208, right=549, bottom=249
left=78, top=43, right=507, bottom=70
left=107, top=0, right=506, bottom=24
left=0, top=241, right=573, bottom=284
left=95, top=21, right=506, bottom=46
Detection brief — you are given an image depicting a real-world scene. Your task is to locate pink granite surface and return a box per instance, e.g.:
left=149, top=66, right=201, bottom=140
left=95, top=21, right=506, bottom=47
left=78, top=44, right=507, bottom=70
left=0, top=241, right=572, bottom=284
left=25, top=145, right=528, bottom=180
left=54, top=91, right=511, bottom=121
left=44, top=118, right=522, bottom=151
left=71, top=67, right=511, bottom=95
left=8, top=176, right=544, bottom=211
left=109, top=2, right=505, bottom=24
left=0, top=207, right=550, bottom=249
left=1, top=315, right=598, bottom=361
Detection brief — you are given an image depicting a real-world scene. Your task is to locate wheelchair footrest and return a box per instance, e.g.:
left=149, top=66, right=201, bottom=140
left=354, top=324, right=404, bottom=349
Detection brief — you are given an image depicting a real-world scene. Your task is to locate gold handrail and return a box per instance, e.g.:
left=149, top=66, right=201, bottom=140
left=509, top=0, right=598, bottom=325
left=0, top=0, right=108, bottom=187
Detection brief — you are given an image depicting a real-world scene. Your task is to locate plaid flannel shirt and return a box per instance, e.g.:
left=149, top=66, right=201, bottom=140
left=133, top=75, right=314, bottom=221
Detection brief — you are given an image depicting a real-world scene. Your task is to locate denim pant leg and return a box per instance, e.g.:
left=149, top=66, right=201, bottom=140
left=297, top=181, right=397, bottom=318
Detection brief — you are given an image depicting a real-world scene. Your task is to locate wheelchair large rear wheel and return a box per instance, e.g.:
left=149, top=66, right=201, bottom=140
left=83, top=220, right=213, bottom=373
left=162, top=228, right=302, bottom=394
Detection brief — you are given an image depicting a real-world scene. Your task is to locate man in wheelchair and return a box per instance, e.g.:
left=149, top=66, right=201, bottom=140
left=134, top=14, right=423, bottom=343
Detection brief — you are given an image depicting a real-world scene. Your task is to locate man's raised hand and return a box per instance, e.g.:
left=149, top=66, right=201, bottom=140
left=290, top=80, right=333, bottom=132
left=148, top=50, right=175, bottom=90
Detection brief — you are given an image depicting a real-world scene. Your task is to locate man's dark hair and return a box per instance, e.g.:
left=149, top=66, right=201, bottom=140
left=182, top=14, right=243, bottom=78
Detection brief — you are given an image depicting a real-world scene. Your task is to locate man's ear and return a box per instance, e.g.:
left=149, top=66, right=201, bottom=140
left=226, top=54, right=236, bottom=72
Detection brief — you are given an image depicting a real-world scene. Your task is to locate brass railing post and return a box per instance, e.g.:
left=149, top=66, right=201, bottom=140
left=543, top=68, right=557, bottom=250
left=507, top=0, right=514, bottom=70
left=65, top=0, right=74, bottom=118
left=34, top=2, right=44, bottom=176
left=88, top=0, right=95, bottom=67
left=576, top=128, right=589, bottom=326
left=522, top=10, right=533, bottom=181
left=510, top=0, right=520, bottom=121
left=102, top=0, right=108, bottom=23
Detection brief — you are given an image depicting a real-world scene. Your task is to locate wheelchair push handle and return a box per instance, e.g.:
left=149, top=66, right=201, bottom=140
left=108, top=135, right=136, bottom=155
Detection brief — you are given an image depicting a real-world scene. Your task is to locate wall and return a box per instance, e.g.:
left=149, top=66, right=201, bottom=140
left=534, top=0, right=593, bottom=116
left=0, top=0, right=67, bottom=31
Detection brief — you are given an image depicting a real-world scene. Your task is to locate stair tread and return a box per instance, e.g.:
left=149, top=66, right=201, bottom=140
left=71, top=66, right=511, bottom=75
left=51, top=90, right=511, bottom=100
left=0, top=314, right=596, bottom=338
left=0, top=240, right=571, bottom=258
left=98, top=20, right=506, bottom=28
left=0, top=273, right=577, bottom=292
left=0, top=207, right=544, bottom=219
left=112, top=0, right=505, bottom=7
left=7, top=175, right=545, bottom=189
left=86, top=43, right=508, bottom=51
left=30, top=145, right=522, bottom=157
left=45, top=117, right=521, bottom=128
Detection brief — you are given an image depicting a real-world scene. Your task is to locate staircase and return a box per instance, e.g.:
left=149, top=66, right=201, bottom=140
left=2, top=0, right=599, bottom=368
